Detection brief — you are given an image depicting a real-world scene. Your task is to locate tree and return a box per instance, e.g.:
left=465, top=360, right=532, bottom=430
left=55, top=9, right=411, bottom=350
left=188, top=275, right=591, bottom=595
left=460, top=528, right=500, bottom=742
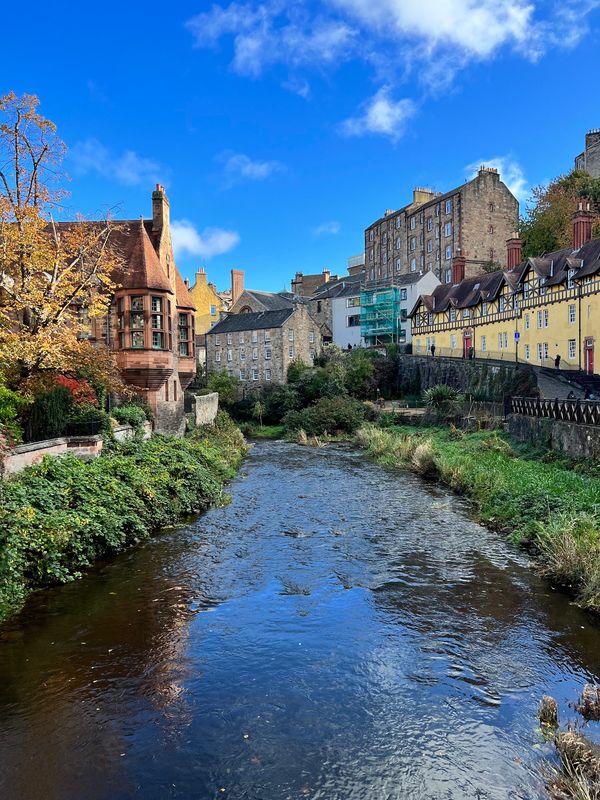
left=0, top=92, right=124, bottom=385
left=252, top=400, right=265, bottom=428
left=519, top=170, right=600, bottom=258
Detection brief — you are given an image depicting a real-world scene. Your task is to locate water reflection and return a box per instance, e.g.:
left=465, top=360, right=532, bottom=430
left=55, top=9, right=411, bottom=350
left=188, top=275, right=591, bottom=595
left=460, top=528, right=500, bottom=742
left=0, top=442, right=599, bottom=799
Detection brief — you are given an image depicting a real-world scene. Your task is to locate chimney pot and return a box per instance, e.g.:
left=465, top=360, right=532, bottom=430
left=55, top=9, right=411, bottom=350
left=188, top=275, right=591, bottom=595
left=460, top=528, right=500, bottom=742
left=506, top=235, right=523, bottom=269
left=572, top=200, right=595, bottom=250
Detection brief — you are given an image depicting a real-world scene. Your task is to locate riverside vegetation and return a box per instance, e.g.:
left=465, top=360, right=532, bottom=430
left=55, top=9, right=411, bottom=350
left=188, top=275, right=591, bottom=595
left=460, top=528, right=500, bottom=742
left=0, top=411, right=246, bottom=622
left=356, top=423, right=600, bottom=613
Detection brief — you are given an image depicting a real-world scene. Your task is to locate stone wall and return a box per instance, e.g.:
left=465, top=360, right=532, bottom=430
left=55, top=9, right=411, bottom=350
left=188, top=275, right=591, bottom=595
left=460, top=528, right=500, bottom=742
left=397, top=354, right=527, bottom=401
left=194, top=392, right=219, bottom=426
left=507, top=413, right=600, bottom=459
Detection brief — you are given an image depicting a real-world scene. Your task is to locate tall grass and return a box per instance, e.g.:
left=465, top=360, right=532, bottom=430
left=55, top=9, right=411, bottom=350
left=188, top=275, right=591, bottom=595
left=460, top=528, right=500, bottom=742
left=356, top=423, right=600, bottom=612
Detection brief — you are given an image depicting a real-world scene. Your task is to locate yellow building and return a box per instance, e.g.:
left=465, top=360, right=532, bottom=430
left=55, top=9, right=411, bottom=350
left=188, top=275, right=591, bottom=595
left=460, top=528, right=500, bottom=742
left=188, top=268, right=226, bottom=335
left=410, top=206, right=600, bottom=374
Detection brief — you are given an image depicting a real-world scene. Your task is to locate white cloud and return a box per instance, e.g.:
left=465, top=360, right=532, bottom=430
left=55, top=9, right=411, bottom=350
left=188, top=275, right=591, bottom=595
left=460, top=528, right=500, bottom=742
left=314, top=220, right=341, bottom=235
left=465, top=156, right=529, bottom=202
left=341, top=88, right=416, bottom=141
left=282, top=76, right=311, bottom=99
left=186, top=3, right=356, bottom=78
left=70, top=138, right=164, bottom=186
left=171, top=220, right=240, bottom=260
left=218, top=151, right=284, bottom=183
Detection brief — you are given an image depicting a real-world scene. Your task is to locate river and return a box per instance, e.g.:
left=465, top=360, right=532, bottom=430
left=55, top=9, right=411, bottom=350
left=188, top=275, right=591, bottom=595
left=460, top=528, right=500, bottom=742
left=1, top=442, right=600, bottom=799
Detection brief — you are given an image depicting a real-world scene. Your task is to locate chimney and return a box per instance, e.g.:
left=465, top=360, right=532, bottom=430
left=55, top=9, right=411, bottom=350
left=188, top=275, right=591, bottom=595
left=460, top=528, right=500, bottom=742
left=231, top=269, right=244, bottom=305
left=573, top=201, right=594, bottom=249
left=184, top=278, right=190, bottom=289
left=323, top=269, right=331, bottom=282
left=195, top=268, right=207, bottom=285
left=452, top=252, right=466, bottom=284
left=152, top=183, right=170, bottom=236
left=506, top=234, right=522, bottom=269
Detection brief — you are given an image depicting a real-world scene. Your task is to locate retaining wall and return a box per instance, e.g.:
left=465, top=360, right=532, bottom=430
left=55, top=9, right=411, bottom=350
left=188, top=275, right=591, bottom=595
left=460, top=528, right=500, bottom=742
left=507, top=413, right=600, bottom=460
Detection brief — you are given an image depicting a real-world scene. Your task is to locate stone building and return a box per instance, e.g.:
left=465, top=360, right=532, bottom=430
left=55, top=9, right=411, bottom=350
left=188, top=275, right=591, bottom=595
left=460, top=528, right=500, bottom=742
left=206, top=304, right=320, bottom=385
left=291, top=268, right=339, bottom=296
left=83, top=185, right=196, bottom=435
left=575, top=129, right=600, bottom=177
left=364, top=167, right=519, bottom=287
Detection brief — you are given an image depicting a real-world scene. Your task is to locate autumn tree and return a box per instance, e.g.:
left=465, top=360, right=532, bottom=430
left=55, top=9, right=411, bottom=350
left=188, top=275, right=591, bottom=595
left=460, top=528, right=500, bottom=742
left=519, top=170, right=600, bottom=258
left=0, top=92, right=124, bottom=386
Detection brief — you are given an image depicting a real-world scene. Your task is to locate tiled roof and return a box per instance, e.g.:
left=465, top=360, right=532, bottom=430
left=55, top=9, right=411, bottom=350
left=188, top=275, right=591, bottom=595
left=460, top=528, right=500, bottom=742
left=242, top=290, right=299, bottom=310
left=207, top=308, right=295, bottom=334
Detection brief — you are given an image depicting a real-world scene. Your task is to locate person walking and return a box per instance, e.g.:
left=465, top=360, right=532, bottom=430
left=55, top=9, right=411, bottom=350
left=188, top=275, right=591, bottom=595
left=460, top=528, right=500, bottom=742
left=430, top=343, right=436, bottom=357
left=554, top=354, right=561, bottom=370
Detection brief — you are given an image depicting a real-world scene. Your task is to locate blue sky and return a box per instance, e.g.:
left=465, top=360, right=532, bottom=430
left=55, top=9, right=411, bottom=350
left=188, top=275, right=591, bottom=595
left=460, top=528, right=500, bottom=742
left=3, top=0, right=600, bottom=291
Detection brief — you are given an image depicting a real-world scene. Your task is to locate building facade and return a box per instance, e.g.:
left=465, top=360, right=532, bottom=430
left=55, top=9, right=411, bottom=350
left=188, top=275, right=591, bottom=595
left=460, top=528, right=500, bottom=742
left=291, top=268, right=339, bottom=296
left=364, top=167, right=519, bottom=287
left=575, top=129, right=600, bottom=177
left=206, top=305, right=320, bottom=385
left=410, top=205, right=600, bottom=373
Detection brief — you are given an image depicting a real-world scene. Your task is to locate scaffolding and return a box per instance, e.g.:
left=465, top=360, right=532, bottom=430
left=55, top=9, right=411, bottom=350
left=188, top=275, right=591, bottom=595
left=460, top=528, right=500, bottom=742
left=360, top=287, right=405, bottom=346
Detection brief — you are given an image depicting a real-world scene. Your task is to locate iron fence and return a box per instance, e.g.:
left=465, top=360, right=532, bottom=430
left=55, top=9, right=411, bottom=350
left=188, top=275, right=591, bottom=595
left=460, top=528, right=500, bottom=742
left=510, top=396, right=600, bottom=426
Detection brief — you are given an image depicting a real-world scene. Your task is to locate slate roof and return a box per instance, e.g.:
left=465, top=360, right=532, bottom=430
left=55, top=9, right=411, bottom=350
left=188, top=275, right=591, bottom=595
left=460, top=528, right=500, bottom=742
left=237, top=290, right=303, bottom=310
left=207, top=308, right=295, bottom=334
left=311, top=276, right=363, bottom=300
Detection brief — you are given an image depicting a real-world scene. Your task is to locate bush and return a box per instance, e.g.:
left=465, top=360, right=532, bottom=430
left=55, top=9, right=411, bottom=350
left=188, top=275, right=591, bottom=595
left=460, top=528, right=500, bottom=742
left=112, top=404, right=147, bottom=429
left=423, top=384, right=464, bottom=419
left=283, top=396, right=366, bottom=436
left=68, top=405, right=112, bottom=434
left=0, top=379, right=29, bottom=444
left=206, top=371, right=240, bottom=411
left=0, top=418, right=246, bottom=621
left=25, top=386, right=71, bottom=441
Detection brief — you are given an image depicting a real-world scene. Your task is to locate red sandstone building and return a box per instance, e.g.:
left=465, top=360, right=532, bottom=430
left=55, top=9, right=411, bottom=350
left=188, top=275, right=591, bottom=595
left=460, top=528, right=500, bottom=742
left=87, top=186, right=196, bottom=434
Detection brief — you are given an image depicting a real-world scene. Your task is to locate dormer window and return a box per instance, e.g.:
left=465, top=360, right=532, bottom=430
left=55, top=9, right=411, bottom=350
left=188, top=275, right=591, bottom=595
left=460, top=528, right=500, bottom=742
left=567, top=269, right=576, bottom=289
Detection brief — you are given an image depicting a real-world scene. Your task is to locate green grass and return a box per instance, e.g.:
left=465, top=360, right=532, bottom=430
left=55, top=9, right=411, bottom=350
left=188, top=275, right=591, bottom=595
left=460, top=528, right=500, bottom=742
left=356, top=423, right=600, bottom=611
left=242, top=424, right=286, bottom=440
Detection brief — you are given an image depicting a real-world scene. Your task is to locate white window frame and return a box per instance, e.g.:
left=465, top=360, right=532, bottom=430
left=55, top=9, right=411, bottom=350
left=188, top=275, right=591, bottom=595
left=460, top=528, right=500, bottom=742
left=568, top=304, right=576, bottom=324
left=568, top=339, right=576, bottom=360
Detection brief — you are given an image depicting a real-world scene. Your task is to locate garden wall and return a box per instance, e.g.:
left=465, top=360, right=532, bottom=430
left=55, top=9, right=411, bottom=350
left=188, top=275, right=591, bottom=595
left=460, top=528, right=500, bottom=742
left=194, top=393, right=219, bottom=426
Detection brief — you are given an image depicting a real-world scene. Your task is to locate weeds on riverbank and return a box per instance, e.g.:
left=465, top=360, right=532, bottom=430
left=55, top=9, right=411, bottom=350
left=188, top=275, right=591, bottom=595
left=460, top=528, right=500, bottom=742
left=355, top=423, right=600, bottom=611
left=0, top=411, right=246, bottom=622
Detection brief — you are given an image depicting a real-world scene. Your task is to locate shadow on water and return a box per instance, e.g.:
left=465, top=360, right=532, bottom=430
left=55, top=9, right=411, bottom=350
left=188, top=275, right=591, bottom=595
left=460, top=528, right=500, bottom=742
left=1, top=441, right=600, bottom=799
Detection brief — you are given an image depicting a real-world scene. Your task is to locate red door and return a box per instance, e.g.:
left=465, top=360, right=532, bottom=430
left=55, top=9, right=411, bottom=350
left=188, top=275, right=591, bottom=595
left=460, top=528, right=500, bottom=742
left=463, top=333, right=472, bottom=359
left=585, top=339, right=594, bottom=375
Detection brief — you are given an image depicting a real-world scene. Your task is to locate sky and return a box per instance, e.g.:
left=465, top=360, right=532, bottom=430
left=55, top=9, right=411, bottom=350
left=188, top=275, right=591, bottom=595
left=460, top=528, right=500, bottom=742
left=3, top=0, right=600, bottom=291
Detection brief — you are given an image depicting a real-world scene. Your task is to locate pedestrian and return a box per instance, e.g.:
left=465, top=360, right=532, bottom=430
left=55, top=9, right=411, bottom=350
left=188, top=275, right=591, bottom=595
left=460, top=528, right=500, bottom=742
left=430, top=343, right=436, bottom=357
left=468, top=345, right=474, bottom=360
left=554, top=354, right=561, bottom=369
left=567, top=390, right=576, bottom=400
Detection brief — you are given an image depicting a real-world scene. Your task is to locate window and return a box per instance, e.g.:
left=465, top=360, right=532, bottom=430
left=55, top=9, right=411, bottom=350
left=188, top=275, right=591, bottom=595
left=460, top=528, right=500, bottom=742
left=395, top=216, right=401, bottom=229
left=489, top=202, right=495, bottom=212
left=504, top=332, right=508, bottom=349
left=568, top=304, right=576, bottom=324
left=238, top=333, right=244, bottom=344
left=396, top=239, right=401, bottom=251
left=499, top=333, right=504, bottom=350
left=347, top=297, right=360, bottom=308
left=544, top=309, right=549, bottom=327
left=410, top=237, right=416, bottom=251
left=252, top=369, right=259, bottom=381
left=449, top=308, right=456, bottom=322
left=151, top=331, right=165, bottom=349
left=445, top=268, right=452, bottom=283
left=427, top=217, right=433, bottom=231
left=435, top=204, right=440, bottom=217
left=427, top=239, right=433, bottom=253
left=165, top=381, right=169, bottom=402
left=240, top=348, right=246, bottom=361
left=539, top=284, right=547, bottom=296
left=227, top=368, right=234, bottom=377
left=317, top=301, right=322, bottom=313
left=383, top=251, right=388, bottom=266
left=309, top=330, right=315, bottom=342
left=252, top=331, right=258, bottom=343
left=289, top=346, right=294, bottom=358
left=210, top=304, right=217, bottom=317
left=523, top=281, right=531, bottom=298
left=488, top=225, right=494, bottom=234
left=288, top=329, right=294, bottom=341
left=227, top=333, right=233, bottom=345
left=368, top=230, right=374, bottom=242
left=499, top=296, right=506, bottom=312
left=445, top=245, right=452, bottom=260
left=131, top=330, right=144, bottom=348
left=451, top=335, right=457, bottom=349
left=215, top=334, right=221, bottom=345
left=396, top=258, right=401, bottom=271
left=463, top=309, right=470, bottom=319
left=347, top=314, right=360, bottom=327
left=178, top=313, right=191, bottom=356
left=382, top=231, right=387, bottom=244
left=445, top=199, right=453, bottom=214
left=240, top=369, right=246, bottom=380
left=568, top=269, right=576, bottom=289
left=400, top=288, right=407, bottom=301
left=524, top=313, right=530, bottom=330
left=131, top=296, right=144, bottom=311
left=215, top=351, right=221, bottom=362
left=568, top=339, right=576, bottom=360
left=537, top=310, right=542, bottom=328
left=252, top=347, right=258, bottom=360
left=410, top=216, right=416, bottom=229
left=524, top=344, right=530, bottom=360
left=444, top=222, right=452, bottom=238
left=265, top=348, right=272, bottom=360
left=265, top=331, right=271, bottom=342
left=481, top=336, right=487, bottom=352
left=481, top=302, right=488, bottom=317
left=410, top=258, right=417, bottom=272
left=537, top=343, right=543, bottom=361
left=265, top=369, right=272, bottom=381
left=543, top=342, right=549, bottom=360
left=227, top=349, right=232, bottom=362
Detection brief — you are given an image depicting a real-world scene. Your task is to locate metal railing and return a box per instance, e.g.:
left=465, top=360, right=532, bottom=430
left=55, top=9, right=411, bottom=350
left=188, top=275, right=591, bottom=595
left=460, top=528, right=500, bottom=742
left=411, top=346, right=581, bottom=370
left=510, top=396, right=600, bottom=425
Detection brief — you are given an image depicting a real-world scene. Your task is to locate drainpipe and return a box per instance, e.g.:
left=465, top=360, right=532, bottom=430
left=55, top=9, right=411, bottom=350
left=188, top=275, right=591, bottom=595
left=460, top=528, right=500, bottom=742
left=578, top=282, right=582, bottom=371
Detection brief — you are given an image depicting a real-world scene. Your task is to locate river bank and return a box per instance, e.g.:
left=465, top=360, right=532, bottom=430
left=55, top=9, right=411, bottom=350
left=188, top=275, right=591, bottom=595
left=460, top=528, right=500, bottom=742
left=0, top=412, right=246, bottom=622
left=356, top=423, right=600, bottom=613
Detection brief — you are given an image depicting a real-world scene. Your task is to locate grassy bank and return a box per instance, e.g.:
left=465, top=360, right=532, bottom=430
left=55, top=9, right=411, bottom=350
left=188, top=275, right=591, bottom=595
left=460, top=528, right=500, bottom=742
left=356, top=424, right=600, bottom=611
left=0, top=412, right=246, bottom=622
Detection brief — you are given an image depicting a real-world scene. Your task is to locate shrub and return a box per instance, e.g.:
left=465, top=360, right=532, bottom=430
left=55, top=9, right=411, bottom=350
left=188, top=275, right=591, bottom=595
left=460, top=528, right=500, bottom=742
left=112, top=404, right=147, bottom=429
left=25, top=386, right=71, bottom=441
left=0, top=379, right=29, bottom=444
left=206, top=371, right=240, bottom=411
left=283, top=396, right=366, bottom=436
left=68, top=405, right=112, bottom=434
left=423, top=384, right=464, bottom=419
